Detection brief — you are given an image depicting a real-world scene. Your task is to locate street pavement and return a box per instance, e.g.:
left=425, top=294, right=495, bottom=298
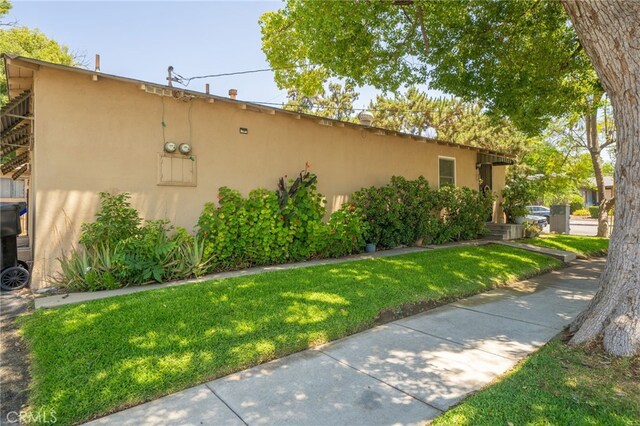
left=541, top=218, right=603, bottom=237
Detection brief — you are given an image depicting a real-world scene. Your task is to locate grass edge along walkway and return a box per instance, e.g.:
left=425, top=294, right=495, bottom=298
left=20, top=244, right=560, bottom=425
left=521, top=234, right=609, bottom=258
left=432, top=335, right=640, bottom=425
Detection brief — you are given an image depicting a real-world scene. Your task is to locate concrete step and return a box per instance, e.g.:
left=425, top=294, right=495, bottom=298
left=484, top=234, right=508, bottom=241
left=489, top=232, right=509, bottom=237
left=486, top=224, right=514, bottom=230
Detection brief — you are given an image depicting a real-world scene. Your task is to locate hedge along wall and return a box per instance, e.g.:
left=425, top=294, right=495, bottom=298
left=350, top=176, right=493, bottom=248
left=32, top=65, right=496, bottom=289
left=55, top=173, right=492, bottom=291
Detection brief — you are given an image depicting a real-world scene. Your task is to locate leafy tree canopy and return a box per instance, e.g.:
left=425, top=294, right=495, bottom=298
left=369, top=87, right=532, bottom=155
left=0, top=0, right=10, bottom=17
left=260, top=0, right=599, bottom=134
left=284, top=82, right=359, bottom=121
left=0, top=1, right=76, bottom=105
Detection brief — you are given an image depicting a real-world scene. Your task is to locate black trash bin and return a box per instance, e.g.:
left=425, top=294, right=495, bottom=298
left=0, top=202, right=30, bottom=291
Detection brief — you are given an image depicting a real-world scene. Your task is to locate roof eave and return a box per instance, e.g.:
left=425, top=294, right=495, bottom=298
left=2, top=54, right=516, bottom=159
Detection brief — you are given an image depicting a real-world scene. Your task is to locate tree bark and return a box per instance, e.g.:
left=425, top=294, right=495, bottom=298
left=585, top=109, right=610, bottom=237
left=562, top=0, right=640, bottom=356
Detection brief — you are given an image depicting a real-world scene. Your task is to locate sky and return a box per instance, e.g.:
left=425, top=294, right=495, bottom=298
left=5, top=0, right=416, bottom=110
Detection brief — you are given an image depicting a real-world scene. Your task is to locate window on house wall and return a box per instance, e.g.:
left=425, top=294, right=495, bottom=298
left=439, top=157, right=456, bottom=187
left=0, top=178, right=26, bottom=199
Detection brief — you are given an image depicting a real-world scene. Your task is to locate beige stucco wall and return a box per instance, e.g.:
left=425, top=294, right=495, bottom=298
left=31, top=67, right=506, bottom=288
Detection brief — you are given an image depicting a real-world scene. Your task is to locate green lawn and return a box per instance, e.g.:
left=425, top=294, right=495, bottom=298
left=21, top=244, right=560, bottom=425
left=522, top=234, right=609, bottom=257
left=433, top=338, right=640, bottom=426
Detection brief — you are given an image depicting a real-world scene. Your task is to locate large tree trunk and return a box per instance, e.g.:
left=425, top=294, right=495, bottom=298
left=562, top=0, right=640, bottom=356
left=585, top=109, right=610, bottom=237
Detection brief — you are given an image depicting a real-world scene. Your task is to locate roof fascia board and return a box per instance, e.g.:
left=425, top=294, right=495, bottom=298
left=1, top=55, right=515, bottom=159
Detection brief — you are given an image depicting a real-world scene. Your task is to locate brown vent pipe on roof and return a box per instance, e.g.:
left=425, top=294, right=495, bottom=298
left=229, top=89, right=238, bottom=100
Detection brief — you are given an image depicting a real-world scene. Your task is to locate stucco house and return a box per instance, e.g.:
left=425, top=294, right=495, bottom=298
left=1, top=55, right=514, bottom=289
left=579, top=176, right=614, bottom=206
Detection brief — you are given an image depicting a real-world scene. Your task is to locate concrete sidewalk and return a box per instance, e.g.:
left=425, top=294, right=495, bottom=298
left=86, top=259, right=603, bottom=426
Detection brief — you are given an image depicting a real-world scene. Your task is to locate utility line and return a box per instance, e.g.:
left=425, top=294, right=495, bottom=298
left=172, top=65, right=304, bottom=86
left=243, top=100, right=473, bottom=114
left=170, top=66, right=473, bottom=114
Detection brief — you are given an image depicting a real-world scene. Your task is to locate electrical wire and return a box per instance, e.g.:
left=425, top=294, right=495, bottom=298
left=240, top=100, right=460, bottom=114
left=161, top=96, right=166, bottom=143
left=169, top=67, right=468, bottom=115
left=172, top=65, right=304, bottom=87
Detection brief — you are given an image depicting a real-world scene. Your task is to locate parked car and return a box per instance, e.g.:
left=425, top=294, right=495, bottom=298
left=526, top=214, right=548, bottom=227
left=526, top=205, right=551, bottom=221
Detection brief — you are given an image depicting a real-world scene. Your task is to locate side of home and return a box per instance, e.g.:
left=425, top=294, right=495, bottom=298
left=2, top=56, right=513, bottom=289
left=579, top=176, right=614, bottom=207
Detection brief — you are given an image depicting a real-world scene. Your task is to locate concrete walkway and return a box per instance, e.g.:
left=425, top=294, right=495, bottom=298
left=86, top=258, right=603, bottom=426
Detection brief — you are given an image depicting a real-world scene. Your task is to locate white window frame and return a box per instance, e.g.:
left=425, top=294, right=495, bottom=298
left=438, top=156, right=457, bottom=187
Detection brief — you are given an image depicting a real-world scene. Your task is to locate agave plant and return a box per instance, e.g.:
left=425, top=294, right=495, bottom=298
left=53, top=248, right=92, bottom=290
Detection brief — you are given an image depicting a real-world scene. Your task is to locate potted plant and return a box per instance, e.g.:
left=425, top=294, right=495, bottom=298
left=363, top=221, right=380, bottom=253
left=501, top=170, right=535, bottom=224
left=524, top=221, right=542, bottom=238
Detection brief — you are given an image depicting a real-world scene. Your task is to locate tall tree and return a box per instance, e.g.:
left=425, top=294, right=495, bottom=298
left=261, top=0, right=612, bottom=236
left=560, top=0, right=639, bottom=357
left=523, top=142, right=594, bottom=206
left=369, top=87, right=530, bottom=155
left=284, top=82, right=359, bottom=121
left=547, top=96, right=616, bottom=236
left=260, top=0, right=596, bottom=133
left=261, top=0, right=640, bottom=356
left=0, top=1, right=76, bottom=106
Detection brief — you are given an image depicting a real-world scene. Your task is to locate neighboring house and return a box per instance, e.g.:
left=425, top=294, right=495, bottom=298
left=1, top=55, right=515, bottom=289
left=579, top=176, right=614, bottom=206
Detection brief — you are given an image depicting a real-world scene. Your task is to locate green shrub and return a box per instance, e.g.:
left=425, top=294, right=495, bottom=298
left=111, top=220, right=178, bottom=284
left=350, top=184, right=399, bottom=248
left=573, top=209, right=590, bottom=217
left=314, top=205, right=368, bottom=258
left=569, top=194, right=585, bottom=213
left=351, top=176, right=492, bottom=248
left=55, top=247, right=120, bottom=292
left=434, top=186, right=493, bottom=244
left=56, top=193, right=211, bottom=291
left=198, top=187, right=290, bottom=269
left=350, top=179, right=426, bottom=249
left=391, top=176, right=440, bottom=244
left=278, top=169, right=326, bottom=260
left=197, top=168, right=326, bottom=269
left=501, top=170, right=535, bottom=223
left=56, top=171, right=493, bottom=292
left=80, top=192, right=141, bottom=248
left=588, top=205, right=600, bottom=218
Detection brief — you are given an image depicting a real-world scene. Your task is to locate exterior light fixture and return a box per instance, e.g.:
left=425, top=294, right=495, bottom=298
left=178, top=143, right=192, bottom=155
left=164, top=142, right=177, bottom=153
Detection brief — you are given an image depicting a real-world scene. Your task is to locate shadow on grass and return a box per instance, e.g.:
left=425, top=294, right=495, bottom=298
left=521, top=235, right=609, bottom=257
left=21, top=244, right=560, bottom=425
left=432, top=338, right=640, bottom=426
